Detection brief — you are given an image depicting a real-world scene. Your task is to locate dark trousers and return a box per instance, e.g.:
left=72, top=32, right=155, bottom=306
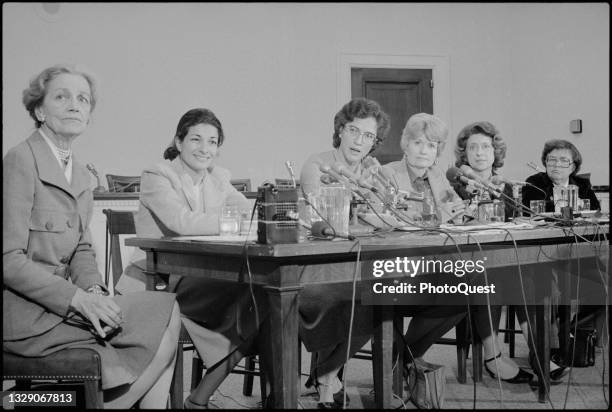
left=396, top=305, right=467, bottom=359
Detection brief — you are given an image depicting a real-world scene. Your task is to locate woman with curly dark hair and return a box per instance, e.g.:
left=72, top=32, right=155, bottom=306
left=451, top=121, right=534, bottom=384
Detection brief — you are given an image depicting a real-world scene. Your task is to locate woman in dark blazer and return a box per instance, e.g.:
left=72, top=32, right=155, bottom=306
left=522, top=139, right=600, bottom=212
left=3, top=64, right=181, bottom=409
left=522, top=139, right=602, bottom=377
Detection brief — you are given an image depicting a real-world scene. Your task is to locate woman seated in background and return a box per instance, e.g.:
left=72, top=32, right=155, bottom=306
left=299, top=97, right=391, bottom=408
left=381, top=113, right=468, bottom=368
left=118, top=108, right=265, bottom=409
left=451, top=121, right=533, bottom=384
left=522, top=139, right=601, bottom=378
left=522, top=139, right=600, bottom=212
left=4, top=64, right=180, bottom=409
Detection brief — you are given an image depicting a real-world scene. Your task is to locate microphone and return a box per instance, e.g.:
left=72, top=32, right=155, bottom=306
left=459, top=165, right=501, bottom=195
left=332, top=163, right=379, bottom=193
left=284, top=161, right=297, bottom=188
left=319, top=164, right=349, bottom=185
left=446, top=167, right=484, bottom=189
left=527, top=161, right=545, bottom=173
left=363, top=157, right=398, bottom=192
left=492, top=175, right=547, bottom=197
left=311, top=221, right=355, bottom=240
left=397, top=190, right=425, bottom=203
left=86, top=163, right=106, bottom=193
left=490, top=175, right=527, bottom=186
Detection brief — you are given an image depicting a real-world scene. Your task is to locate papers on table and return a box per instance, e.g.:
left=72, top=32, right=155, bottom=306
left=173, top=233, right=258, bottom=242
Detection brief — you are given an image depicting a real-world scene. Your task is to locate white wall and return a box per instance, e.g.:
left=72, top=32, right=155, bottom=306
left=3, top=3, right=609, bottom=186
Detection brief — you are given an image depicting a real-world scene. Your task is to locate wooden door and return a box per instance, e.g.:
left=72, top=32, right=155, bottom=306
left=351, top=68, right=433, bottom=164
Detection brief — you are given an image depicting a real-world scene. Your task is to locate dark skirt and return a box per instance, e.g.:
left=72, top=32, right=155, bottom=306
left=3, top=291, right=176, bottom=390
left=173, top=276, right=267, bottom=366
left=299, top=282, right=374, bottom=352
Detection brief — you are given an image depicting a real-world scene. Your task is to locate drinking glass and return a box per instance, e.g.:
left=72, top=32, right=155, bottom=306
left=578, top=199, right=591, bottom=212
left=219, top=205, right=240, bottom=236
left=315, top=185, right=351, bottom=235
left=530, top=200, right=546, bottom=214
left=239, top=208, right=256, bottom=235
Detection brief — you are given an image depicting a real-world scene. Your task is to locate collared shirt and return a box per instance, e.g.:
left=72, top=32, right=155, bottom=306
left=403, top=157, right=434, bottom=214
left=176, top=157, right=206, bottom=212
left=38, top=128, right=73, bottom=184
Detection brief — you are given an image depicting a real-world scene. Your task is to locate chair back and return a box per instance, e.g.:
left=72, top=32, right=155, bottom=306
left=106, top=174, right=141, bottom=192
left=230, top=178, right=252, bottom=192
left=102, top=209, right=136, bottom=288
left=274, top=178, right=300, bottom=188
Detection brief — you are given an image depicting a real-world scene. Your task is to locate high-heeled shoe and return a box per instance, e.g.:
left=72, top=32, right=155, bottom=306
left=484, top=352, right=533, bottom=384
left=306, top=374, right=350, bottom=408
left=529, top=352, right=568, bottom=382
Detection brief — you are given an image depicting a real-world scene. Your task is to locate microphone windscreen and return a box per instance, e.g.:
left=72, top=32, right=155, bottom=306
left=311, top=221, right=333, bottom=237
left=459, top=164, right=475, bottom=178
left=446, top=167, right=462, bottom=182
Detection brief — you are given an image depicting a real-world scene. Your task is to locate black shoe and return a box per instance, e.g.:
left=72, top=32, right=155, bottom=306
left=550, top=364, right=569, bottom=381
left=529, top=353, right=568, bottom=382
left=484, top=352, right=534, bottom=384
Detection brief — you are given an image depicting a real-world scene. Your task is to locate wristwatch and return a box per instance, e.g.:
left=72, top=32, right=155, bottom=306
left=86, top=284, right=109, bottom=296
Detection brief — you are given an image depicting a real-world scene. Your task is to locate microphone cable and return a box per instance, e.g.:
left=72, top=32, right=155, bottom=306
left=496, top=226, right=557, bottom=409
left=465, top=231, right=505, bottom=407
left=562, top=230, right=581, bottom=409
left=341, top=238, right=362, bottom=410
left=566, top=218, right=610, bottom=407
left=241, top=199, right=262, bottom=331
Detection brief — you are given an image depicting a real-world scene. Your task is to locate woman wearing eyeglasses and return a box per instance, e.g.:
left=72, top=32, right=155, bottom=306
left=522, top=139, right=599, bottom=212
left=451, top=121, right=534, bottom=384
left=521, top=139, right=601, bottom=382
left=300, top=97, right=387, bottom=196
left=299, top=98, right=391, bottom=408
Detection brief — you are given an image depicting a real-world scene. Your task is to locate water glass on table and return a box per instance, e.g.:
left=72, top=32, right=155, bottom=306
left=219, top=205, right=240, bottom=236
left=239, top=208, right=256, bottom=235
left=529, top=200, right=546, bottom=215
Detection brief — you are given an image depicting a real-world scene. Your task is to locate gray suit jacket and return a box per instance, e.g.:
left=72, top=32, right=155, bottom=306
left=3, top=131, right=101, bottom=340
left=120, top=158, right=250, bottom=293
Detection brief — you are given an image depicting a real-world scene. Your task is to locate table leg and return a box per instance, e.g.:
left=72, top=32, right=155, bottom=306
left=393, top=313, right=404, bottom=398
left=372, top=306, right=394, bottom=409
left=535, top=299, right=551, bottom=403
left=263, top=285, right=301, bottom=409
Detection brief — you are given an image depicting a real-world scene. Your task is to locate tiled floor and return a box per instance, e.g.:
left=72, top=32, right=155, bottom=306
left=3, top=313, right=608, bottom=409
left=191, top=318, right=610, bottom=409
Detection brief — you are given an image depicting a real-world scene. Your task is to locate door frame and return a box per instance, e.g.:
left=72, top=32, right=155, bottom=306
left=337, top=53, right=452, bottom=133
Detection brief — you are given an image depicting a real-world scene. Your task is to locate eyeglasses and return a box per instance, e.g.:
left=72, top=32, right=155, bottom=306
left=467, top=143, right=493, bottom=152
left=343, top=125, right=377, bottom=144
left=546, top=157, right=573, bottom=168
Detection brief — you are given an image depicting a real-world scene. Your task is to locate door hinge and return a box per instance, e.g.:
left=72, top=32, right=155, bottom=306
left=429, top=80, right=434, bottom=88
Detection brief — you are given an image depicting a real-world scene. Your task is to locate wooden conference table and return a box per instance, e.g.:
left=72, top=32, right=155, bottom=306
left=127, top=222, right=608, bottom=408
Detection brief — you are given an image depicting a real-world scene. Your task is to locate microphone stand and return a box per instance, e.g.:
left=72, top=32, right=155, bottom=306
left=86, top=164, right=106, bottom=194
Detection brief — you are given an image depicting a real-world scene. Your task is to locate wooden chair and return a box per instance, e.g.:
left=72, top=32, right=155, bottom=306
left=102, top=209, right=264, bottom=407
left=230, top=178, right=252, bottom=192
left=501, top=306, right=523, bottom=358
left=274, top=178, right=300, bottom=188
left=3, top=349, right=103, bottom=408
left=105, top=174, right=141, bottom=193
